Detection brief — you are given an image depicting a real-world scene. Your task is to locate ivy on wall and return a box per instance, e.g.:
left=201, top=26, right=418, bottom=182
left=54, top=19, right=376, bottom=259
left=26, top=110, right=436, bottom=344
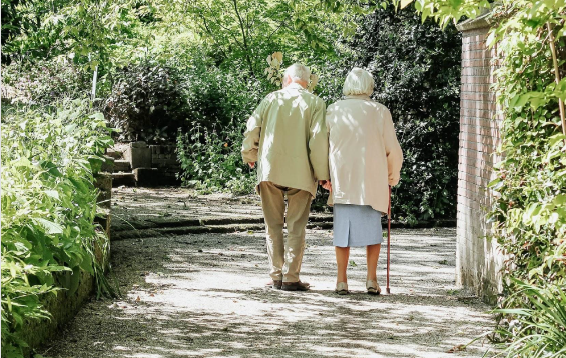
left=401, top=0, right=566, bottom=355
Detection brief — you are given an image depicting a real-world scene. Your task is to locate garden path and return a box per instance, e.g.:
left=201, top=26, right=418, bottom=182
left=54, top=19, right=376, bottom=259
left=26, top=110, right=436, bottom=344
left=43, top=188, right=497, bottom=358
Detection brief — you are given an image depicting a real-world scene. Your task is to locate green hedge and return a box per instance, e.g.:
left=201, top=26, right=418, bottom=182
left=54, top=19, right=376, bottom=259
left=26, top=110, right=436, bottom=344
left=0, top=100, right=114, bottom=357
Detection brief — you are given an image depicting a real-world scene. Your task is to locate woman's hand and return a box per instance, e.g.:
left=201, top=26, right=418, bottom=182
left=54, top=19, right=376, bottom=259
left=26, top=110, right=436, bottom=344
left=319, top=180, right=332, bottom=191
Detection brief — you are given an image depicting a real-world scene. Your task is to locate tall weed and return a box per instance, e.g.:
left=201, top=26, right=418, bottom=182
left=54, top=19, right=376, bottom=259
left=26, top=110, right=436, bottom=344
left=494, top=279, right=566, bottom=358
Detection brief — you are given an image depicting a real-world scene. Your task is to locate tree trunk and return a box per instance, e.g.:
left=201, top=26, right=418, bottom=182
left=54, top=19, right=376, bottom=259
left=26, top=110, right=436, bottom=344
left=232, top=0, right=255, bottom=77
left=547, top=22, right=566, bottom=137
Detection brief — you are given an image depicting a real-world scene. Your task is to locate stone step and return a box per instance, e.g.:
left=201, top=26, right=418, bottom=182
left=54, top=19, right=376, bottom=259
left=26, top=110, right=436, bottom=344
left=113, top=160, right=131, bottom=172
left=112, top=172, right=135, bottom=187
left=106, top=149, right=124, bottom=160
left=108, top=214, right=456, bottom=240
left=111, top=214, right=335, bottom=233
left=100, top=156, right=115, bottom=173
left=110, top=221, right=335, bottom=240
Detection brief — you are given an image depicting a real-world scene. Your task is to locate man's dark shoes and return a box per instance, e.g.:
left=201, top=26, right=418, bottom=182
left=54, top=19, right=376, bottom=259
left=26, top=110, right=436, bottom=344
left=281, top=281, right=310, bottom=291
left=266, top=280, right=282, bottom=289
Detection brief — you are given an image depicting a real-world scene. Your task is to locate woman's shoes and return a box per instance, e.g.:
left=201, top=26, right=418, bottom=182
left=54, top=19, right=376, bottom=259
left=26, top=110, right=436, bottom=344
left=335, top=282, right=349, bottom=295
left=335, top=281, right=381, bottom=295
left=366, top=280, right=381, bottom=295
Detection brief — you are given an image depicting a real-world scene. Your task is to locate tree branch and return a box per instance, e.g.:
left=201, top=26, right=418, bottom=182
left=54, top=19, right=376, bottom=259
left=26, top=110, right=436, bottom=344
left=196, top=11, right=229, bottom=61
left=232, top=0, right=254, bottom=76
left=201, top=1, right=246, bottom=50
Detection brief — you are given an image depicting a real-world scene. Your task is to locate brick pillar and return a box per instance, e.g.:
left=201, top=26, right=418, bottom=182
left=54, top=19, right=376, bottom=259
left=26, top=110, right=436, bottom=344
left=456, top=14, right=504, bottom=303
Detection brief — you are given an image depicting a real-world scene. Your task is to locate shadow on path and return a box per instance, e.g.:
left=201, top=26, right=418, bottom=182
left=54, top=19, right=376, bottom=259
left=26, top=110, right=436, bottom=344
left=44, top=228, right=496, bottom=358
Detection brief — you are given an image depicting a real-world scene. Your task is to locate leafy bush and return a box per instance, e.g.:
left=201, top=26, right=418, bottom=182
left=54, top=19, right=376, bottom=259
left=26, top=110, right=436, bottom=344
left=494, top=279, right=566, bottom=358
left=177, top=122, right=256, bottom=195
left=1, top=99, right=114, bottom=357
left=104, top=59, right=191, bottom=143
left=1, top=58, right=94, bottom=106
left=176, top=65, right=265, bottom=195
left=183, top=64, right=265, bottom=131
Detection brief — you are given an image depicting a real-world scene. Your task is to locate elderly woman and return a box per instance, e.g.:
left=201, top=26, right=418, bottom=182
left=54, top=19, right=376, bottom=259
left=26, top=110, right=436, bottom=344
left=325, top=68, right=403, bottom=295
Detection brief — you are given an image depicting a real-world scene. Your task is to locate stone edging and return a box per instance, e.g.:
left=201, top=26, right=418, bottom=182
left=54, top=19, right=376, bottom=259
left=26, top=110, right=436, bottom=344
left=111, top=215, right=456, bottom=240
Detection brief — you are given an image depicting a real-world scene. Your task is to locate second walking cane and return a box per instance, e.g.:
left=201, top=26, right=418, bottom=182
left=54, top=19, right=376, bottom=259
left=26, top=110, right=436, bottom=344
left=386, top=186, right=392, bottom=294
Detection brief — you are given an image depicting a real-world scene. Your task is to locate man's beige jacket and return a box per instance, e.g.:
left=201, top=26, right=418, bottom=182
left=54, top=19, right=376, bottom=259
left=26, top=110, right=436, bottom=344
left=241, top=83, right=330, bottom=197
left=327, top=95, right=403, bottom=213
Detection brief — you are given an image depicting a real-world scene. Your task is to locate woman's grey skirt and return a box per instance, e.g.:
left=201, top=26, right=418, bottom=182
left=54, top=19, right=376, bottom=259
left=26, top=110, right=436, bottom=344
left=333, top=204, right=383, bottom=247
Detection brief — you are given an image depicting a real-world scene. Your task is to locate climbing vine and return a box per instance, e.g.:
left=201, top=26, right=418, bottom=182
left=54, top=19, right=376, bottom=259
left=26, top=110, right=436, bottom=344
left=403, top=0, right=566, bottom=355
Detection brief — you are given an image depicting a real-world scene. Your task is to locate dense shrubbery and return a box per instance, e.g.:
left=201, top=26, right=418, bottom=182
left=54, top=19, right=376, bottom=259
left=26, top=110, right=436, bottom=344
left=183, top=65, right=266, bottom=130
left=177, top=123, right=256, bottom=195
left=104, top=59, right=190, bottom=143
left=1, top=58, right=93, bottom=105
left=176, top=66, right=265, bottom=195
left=104, top=54, right=269, bottom=144
left=0, top=100, right=114, bottom=356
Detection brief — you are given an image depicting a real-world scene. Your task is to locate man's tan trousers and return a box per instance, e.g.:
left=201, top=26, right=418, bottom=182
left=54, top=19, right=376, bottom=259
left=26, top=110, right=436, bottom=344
left=259, top=181, right=312, bottom=283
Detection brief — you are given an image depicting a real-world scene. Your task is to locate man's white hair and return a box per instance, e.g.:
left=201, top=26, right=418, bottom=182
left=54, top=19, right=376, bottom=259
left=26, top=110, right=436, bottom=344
left=284, top=63, right=311, bottom=82
left=343, top=67, right=375, bottom=96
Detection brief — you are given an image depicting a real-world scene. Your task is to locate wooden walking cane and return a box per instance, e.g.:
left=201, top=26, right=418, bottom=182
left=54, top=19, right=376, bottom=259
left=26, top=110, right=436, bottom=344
left=386, top=186, right=392, bottom=294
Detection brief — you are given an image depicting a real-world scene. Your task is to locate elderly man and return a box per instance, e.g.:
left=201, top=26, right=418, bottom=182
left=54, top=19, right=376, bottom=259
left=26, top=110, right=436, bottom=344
left=241, top=63, right=329, bottom=291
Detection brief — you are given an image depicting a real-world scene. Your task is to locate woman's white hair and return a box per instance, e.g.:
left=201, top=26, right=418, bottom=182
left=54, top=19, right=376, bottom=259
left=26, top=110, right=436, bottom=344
left=343, top=67, right=375, bottom=96
left=284, top=63, right=311, bottom=82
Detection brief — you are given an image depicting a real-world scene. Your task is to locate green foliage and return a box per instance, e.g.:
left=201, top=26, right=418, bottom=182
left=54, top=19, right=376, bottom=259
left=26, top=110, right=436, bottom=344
left=0, top=99, right=115, bottom=356
left=486, top=1, right=566, bottom=354
left=177, top=123, right=256, bottom=195
left=409, top=0, right=491, bottom=29
left=411, top=0, right=566, bottom=355
left=1, top=0, right=143, bottom=69
left=104, top=58, right=190, bottom=143
left=1, top=57, right=93, bottom=105
left=494, top=279, right=566, bottom=358
left=176, top=70, right=263, bottom=195
left=182, top=60, right=266, bottom=131
left=178, top=0, right=358, bottom=77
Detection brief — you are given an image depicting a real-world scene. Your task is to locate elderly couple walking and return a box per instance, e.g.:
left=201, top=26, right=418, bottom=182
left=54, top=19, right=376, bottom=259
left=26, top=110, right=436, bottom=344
left=241, top=63, right=403, bottom=295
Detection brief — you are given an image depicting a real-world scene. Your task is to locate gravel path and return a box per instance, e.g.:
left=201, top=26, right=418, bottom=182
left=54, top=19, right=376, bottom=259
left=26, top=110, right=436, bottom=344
left=110, top=187, right=264, bottom=231
left=43, top=189, right=497, bottom=358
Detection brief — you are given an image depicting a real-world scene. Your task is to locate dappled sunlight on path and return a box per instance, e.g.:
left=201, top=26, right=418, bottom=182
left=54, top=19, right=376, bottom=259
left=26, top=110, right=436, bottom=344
left=45, top=225, right=496, bottom=358
left=110, top=188, right=263, bottom=230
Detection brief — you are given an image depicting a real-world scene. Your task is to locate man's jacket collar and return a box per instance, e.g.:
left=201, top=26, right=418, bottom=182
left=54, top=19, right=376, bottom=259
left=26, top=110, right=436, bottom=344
left=285, top=83, right=306, bottom=90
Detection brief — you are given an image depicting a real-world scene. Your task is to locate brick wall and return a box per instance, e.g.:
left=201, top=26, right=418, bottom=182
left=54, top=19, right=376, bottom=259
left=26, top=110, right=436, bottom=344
left=456, top=15, right=504, bottom=303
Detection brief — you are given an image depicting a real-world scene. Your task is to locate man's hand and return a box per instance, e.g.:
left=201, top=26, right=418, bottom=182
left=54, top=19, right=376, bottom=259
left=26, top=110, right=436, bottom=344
left=319, top=180, right=332, bottom=191
left=248, top=162, right=255, bottom=169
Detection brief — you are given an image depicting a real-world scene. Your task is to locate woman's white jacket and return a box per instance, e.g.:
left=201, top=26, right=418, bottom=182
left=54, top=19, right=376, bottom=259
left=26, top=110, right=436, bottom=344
left=327, top=95, right=403, bottom=214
